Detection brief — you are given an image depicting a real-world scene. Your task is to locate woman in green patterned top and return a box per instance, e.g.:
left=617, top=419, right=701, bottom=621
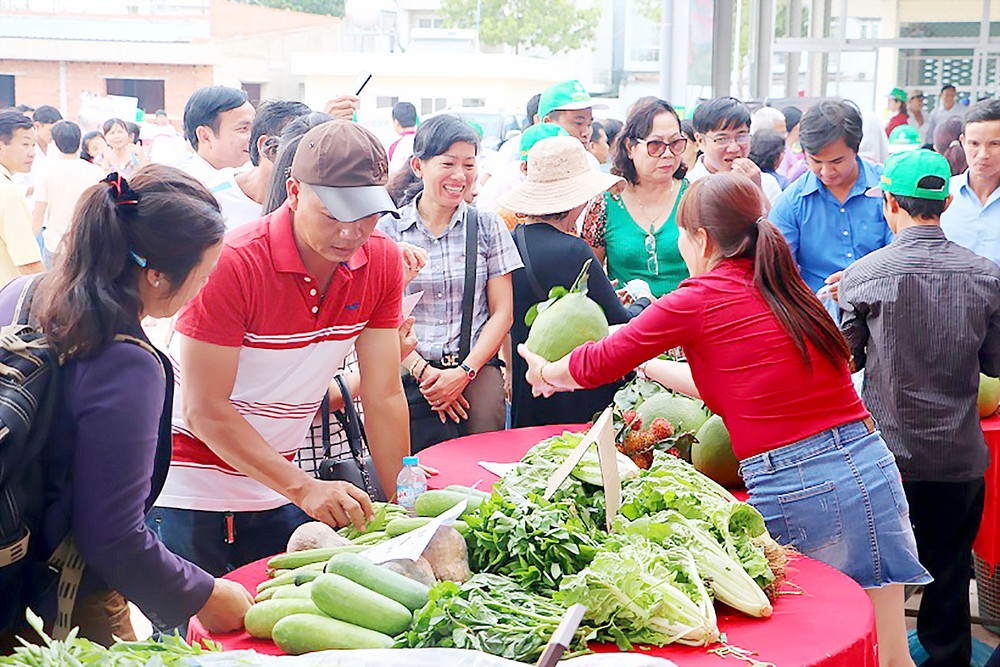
left=582, top=98, right=689, bottom=297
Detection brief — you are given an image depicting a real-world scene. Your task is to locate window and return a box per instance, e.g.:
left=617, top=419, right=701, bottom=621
left=417, top=17, right=444, bottom=29
left=420, top=97, right=447, bottom=115
left=376, top=96, right=399, bottom=108
left=106, top=78, right=165, bottom=115
left=241, top=83, right=261, bottom=109
left=461, top=98, right=485, bottom=108
left=0, top=75, right=13, bottom=109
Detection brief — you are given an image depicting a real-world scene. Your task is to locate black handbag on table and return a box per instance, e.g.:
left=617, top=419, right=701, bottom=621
left=317, top=375, right=387, bottom=501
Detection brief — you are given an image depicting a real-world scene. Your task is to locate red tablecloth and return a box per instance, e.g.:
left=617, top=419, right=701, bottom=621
left=975, top=416, right=1000, bottom=568
left=190, top=426, right=878, bottom=666
left=190, top=553, right=876, bottom=666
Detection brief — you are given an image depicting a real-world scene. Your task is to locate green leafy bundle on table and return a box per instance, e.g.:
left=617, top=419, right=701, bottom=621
left=556, top=534, right=719, bottom=648
left=398, top=573, right=593, bottom=662
left=0, top=610, right=218, bottom=666
left=465, top=487, right=601, bottom=594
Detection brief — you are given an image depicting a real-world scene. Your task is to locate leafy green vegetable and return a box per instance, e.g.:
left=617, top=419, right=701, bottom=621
left=0, top=610, right=219, bottom=666
left=556, top=534, right=719, bottom=649
left=398, top=573, right=592, bottom=662
left=512, top=432, right=640, bottom=489
left=620, top=453, right=774, bottom=590
left=617, top=512, right=772, bottom=617
left=465, top=488, right=601, bottom=594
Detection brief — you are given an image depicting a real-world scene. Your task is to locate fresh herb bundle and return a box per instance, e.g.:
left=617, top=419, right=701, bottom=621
left=465, top=488, right=601, bottom=594
left=398, top=573, right=592, bottom=662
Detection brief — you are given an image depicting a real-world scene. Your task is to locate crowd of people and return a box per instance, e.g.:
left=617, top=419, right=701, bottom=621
left=2, top=76, right=1000, bottom=667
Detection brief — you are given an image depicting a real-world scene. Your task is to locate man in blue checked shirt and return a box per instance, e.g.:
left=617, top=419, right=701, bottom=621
left=769, top=100, right=893, bottom=301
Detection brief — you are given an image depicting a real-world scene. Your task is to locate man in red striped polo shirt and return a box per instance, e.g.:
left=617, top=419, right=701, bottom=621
left=149, top=120, right=409, bottom=577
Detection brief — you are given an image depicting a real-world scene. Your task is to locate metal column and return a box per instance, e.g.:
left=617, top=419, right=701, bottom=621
left=712, top=0, right=734, bottom=97
left=659, top=0, right=675, bottom=100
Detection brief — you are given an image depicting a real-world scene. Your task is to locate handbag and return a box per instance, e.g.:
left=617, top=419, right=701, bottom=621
left=406, top=206, right=479, bottom=453
left=317, top=375, right=387, bottom=501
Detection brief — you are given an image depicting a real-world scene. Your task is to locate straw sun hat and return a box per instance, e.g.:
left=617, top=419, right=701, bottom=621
left=497, top=136, right=624, bottom=216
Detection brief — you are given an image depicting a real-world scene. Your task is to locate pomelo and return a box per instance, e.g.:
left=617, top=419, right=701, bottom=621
left=525, top=260, right=609, bottom=361
left=693, top=415, right=742, bottom=488
left=979, top=374, right=1000, bottom=418
left=636, top=393, right=709, bottom=434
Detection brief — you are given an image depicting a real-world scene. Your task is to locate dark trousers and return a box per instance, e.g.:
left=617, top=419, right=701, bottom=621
left=404, top=365, right=506, bottom=454
left=146, top=503, right=311, bottom=578
left=903, top=478, right=985, bottom=667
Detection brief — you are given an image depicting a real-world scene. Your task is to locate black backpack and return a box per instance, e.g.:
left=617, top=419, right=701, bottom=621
left=0, top=279, right=162, bottom=638
left=0, top=279, right=64, bottom=636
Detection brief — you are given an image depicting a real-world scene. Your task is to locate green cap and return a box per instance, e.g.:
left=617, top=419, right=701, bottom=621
left=889, top=87, right=907, bottom=102
left=865, top=149, right=951, bottom=201
left=519, top=123, right=568, bottom=161
left=538, top=80, right=606, bottom=120
left=888, top=124, right=921, bottom=153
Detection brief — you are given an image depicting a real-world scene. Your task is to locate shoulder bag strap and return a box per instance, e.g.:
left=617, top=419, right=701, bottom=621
left=332, top=374, right=378, bottom=498
left=319, top=391, right=332, bottom=456
left=459, top=206, right=478, bottom=360
left=514, top=224, right=546, bottom=303
left=13, top=278, right=39, bottom=327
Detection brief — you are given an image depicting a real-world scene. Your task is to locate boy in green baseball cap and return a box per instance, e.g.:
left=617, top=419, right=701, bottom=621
left=538, top=80, right=607, bottom=146
left=841, top=147, right=1000, bottom=667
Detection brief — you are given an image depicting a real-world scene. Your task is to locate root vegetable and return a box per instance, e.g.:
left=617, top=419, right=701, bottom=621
left=422, top=526, right=471, bottom=582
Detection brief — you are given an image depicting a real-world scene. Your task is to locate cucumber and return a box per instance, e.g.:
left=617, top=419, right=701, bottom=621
left=324, top=552, right=429, bottom=612
left=267, top=545, right=366, bottom=570
left=257, top=563, right=324, bottom=592
left=385, top=517, right=469, bottom=537
left=244, top=599, right=325, bottom=639
left=254, top=587, right=279, bottom=603
left=272, top=613, right=395, bottom=654
left=414, top=490, right=484, bottom=518
left=310, top=573, right=413, bottom=636
left=445, top=484, right=491, bottom=499
left=272, top=582, right=314, bottom=599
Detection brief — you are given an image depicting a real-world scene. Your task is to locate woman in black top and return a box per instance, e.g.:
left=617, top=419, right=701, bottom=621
left=499, top=135, right=651, bottom=427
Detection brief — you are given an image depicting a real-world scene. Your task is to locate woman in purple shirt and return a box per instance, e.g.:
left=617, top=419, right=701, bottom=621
left=0, top=165, right=249, bottom=644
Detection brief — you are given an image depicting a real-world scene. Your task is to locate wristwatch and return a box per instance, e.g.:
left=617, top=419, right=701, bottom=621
left=459, top=363, right=478, bottom=380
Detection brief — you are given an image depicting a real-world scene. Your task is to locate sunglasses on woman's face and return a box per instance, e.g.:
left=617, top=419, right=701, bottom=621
left=636, top=136, right=688, bottom=158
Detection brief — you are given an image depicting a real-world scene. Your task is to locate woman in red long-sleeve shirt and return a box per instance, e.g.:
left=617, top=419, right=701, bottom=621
left=520, top=173, right=928, bottom=667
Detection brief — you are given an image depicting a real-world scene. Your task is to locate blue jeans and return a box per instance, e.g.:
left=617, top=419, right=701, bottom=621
left=146, top=504, right=311, bottom=578
left=740, top=419, right=931, bottom=589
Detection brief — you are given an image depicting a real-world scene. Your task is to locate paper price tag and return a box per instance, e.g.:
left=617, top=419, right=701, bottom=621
left=402, top=291, right=424, bottom=318
left=361, top=498, right=468, bottom=564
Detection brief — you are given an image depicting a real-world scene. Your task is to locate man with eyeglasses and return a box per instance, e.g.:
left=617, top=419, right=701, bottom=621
left=688, top=97, right=783, bottom=204
left=768, top=100, right=892, bottom=307
left=940, top=99, right=1000, bottom=265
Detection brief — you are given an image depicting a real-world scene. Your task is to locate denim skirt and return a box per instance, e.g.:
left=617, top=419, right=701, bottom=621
left=739, top=419, right=931, bottom=589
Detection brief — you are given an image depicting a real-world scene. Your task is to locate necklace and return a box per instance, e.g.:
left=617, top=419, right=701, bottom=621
left=632, top=180, right=678, bottom=231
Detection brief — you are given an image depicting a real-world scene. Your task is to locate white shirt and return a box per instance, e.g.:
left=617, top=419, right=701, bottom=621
left=687, top=155, right=783, bottom=203
left=388, top=132, right=416, bottom=175
left=37, top=156, right=105, bottom=253
left=182, top=152, right=233, bottom=190
left=210, top=172, right=263, bottom=229
left=475, top=161, right=525, bottom=214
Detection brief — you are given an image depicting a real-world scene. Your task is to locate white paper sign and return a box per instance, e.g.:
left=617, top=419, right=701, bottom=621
left=477, top=461, right=519, bottom=478
left=361, top=498, right=467, bottom=564
left=402, top=291, right=424, bottom=318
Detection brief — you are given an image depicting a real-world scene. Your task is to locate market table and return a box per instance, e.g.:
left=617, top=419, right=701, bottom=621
left=189, top=426, right=879, bottom=666
left=975, top=416, right=1000, bottom=570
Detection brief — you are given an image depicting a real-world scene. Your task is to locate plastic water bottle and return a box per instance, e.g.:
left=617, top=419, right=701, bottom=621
left=396, top=456, right=427, bottom=515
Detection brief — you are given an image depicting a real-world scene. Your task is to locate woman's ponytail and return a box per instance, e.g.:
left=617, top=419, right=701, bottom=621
left=677, top=173, right=850, bottom=367
left=752, top=217, right=850, bottom=365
